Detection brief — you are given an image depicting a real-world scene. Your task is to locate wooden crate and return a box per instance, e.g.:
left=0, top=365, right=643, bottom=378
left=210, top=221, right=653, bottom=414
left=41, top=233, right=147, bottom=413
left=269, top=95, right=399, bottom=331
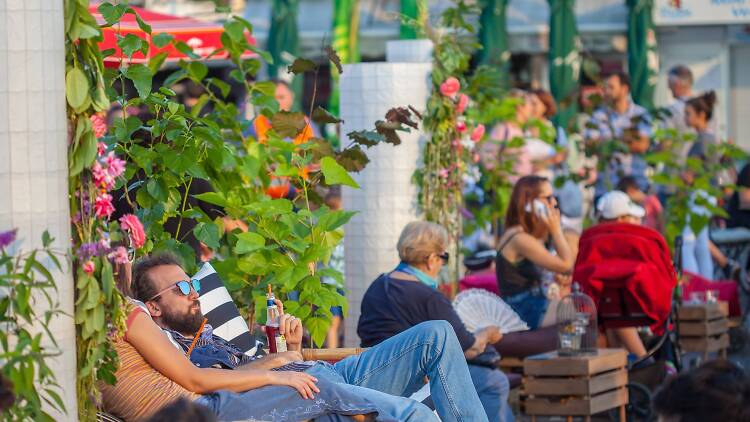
left=522, top=349, right=629, bottom=422
left=678, top=303, right=730, bottom=359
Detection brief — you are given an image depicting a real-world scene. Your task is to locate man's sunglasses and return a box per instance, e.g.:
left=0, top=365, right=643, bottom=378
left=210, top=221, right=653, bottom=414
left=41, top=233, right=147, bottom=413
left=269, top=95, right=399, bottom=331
left=149, top=279, right=201, bottom=301
left=438, top=252, right=450, bottom=263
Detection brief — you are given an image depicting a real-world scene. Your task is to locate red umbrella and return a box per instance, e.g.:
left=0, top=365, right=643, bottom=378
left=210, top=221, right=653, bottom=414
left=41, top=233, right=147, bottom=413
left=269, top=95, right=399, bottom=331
left=89, top=4, right=256, bottom=66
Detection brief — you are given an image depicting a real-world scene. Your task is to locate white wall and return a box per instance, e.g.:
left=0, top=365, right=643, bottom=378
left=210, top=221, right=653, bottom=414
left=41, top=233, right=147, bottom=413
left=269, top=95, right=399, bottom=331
left=730, top=44, right=750, bottom=151
left=0, top=1, right=77, bottom=419
left=340, top=41, right=431, bottom=346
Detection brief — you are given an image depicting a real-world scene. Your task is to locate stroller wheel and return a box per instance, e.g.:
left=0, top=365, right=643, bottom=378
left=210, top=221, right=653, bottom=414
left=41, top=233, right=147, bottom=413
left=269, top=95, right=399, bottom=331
left=607, top=382, right=653, bottom=422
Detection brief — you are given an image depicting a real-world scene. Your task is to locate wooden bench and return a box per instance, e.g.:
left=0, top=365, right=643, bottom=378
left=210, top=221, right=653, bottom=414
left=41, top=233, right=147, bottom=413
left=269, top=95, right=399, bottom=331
left=678, top=303, right=729, bottom=360
left=522, top=349, right=629, bottom=422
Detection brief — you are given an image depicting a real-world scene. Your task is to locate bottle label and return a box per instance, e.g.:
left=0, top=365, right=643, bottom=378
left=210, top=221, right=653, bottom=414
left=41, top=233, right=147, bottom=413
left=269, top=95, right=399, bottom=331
left=276, top=334, right=287, bottom=353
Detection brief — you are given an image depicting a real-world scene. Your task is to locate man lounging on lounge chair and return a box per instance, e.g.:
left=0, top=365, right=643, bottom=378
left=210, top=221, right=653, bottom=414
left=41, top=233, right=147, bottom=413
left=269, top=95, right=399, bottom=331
left=100, top=253, right=489, bottom=422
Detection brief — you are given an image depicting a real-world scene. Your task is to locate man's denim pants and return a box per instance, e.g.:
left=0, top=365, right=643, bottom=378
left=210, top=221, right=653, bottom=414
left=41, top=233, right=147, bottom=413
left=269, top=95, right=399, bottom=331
left=310, top=320, right=490, bottom=422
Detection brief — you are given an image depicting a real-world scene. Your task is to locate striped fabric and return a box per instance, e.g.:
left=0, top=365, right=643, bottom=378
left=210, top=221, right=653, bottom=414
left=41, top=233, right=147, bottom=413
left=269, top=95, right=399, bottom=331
left=99, top=304, right=198, bottom=421
left=194, top=262, right=264, bottom=356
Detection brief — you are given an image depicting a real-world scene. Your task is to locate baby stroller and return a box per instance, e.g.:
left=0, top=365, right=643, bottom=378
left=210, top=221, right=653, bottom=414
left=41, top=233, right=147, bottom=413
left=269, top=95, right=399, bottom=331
left=574, top=223, right=680, bottom=421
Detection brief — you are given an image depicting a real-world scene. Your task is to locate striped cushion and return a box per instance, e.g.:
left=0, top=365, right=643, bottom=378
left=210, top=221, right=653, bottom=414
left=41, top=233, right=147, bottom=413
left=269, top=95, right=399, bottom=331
left=96, top=412, right=124, bottom=422
left=194, top=262, right=264, bottom=356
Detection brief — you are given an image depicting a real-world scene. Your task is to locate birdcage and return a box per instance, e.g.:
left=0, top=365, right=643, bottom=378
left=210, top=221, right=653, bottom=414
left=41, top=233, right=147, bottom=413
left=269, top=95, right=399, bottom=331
left=556, top=282, right=597, bottom=356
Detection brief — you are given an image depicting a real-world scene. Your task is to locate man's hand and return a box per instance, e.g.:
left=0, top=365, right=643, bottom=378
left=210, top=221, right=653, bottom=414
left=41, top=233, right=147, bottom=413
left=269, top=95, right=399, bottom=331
left=274, top=299, right=303, bottom=352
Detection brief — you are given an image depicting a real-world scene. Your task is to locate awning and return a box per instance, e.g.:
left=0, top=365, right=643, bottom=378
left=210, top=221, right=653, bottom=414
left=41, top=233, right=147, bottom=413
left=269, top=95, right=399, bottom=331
left=89, top=4, right=256, bottom=66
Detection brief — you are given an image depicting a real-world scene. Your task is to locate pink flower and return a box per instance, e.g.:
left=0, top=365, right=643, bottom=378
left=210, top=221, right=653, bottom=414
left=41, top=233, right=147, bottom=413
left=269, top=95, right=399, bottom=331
left=456, top=94, right=469, bottom=114
left=109, top=246, right=130, bottom=265
left=92, top=161, right=114, bottom=190
left=455, top=121, right=467, bottom=133
left=97, top=142, right=107, bottom=157
left=94, top=193, right=115, bottom=218
left=90, top=114, right=107, bottom=139
left=438, top=168, right=450, bottom=179
left=440, top=77, right=461, bottom=98
left=104, top=152, right=126, bottom=179
left=472, top=153, right=481, bottom=163
left=119, top=214, right=146, bottom=249
left=470, top=124, right=486, bottom=142
left=83, top=260, right=96, bottom=275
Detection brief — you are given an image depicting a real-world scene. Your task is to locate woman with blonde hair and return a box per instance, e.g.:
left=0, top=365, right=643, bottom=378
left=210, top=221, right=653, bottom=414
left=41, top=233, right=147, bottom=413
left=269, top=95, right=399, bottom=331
left=358, top=221, right=514, bottom=422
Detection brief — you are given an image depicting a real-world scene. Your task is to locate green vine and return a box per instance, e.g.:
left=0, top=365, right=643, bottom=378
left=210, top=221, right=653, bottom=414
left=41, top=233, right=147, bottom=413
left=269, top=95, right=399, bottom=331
left=0, top=231, right=65, bottom=421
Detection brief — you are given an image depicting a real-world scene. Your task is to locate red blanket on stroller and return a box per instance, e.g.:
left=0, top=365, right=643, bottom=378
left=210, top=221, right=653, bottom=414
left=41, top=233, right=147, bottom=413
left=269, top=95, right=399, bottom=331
left=574, top=223, right=677, bottom=334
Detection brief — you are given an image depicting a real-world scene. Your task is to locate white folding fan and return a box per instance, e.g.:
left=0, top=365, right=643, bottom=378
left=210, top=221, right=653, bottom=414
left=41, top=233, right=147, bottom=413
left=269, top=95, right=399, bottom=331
left=453, top=289, right=529, bottom=334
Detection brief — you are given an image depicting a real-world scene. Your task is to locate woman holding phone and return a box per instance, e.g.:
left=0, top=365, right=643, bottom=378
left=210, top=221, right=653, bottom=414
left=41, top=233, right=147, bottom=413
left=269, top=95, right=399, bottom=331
left=495, top=176, right=576, bottom=329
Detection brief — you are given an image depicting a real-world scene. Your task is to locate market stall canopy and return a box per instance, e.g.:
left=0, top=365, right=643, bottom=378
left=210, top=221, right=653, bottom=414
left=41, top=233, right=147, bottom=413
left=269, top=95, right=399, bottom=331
left=89, top=3, right=256, bottom=66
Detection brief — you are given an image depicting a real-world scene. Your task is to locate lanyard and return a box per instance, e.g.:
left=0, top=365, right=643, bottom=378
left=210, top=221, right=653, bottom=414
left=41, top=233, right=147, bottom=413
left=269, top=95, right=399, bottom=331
left=394, top=262, right=439, bottom=290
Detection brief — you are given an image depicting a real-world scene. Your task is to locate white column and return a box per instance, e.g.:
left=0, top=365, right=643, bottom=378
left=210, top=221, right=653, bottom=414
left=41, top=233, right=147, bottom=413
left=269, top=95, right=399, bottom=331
left=340, top=40, right=432, bottom=347
left=0, top=1, right=77, bottom=419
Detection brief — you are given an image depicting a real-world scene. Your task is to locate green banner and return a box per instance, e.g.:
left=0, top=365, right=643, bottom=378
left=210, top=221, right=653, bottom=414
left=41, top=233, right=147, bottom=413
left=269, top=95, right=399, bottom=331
left=268, top=0, right=302, bottom=110
left=478, top=0, right=510, bottom=89
left=548, top=0, right=580, bottom=130
left=627, top=0, right=658, bottom=110
left=400, top=0, right=425, bottom=39
left=329, top=0, right=361, bottom=116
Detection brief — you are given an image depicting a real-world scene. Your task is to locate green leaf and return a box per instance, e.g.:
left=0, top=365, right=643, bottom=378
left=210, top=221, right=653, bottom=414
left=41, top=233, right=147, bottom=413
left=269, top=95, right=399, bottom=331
left=174, top=40, right=201, bottom=59
left=316, top=210, right=356, bottom=232
left=271, top=111, right=307, bottom=138
left=187, top=61, right=208, bottom=82
left=98, top=2, right=128, bottom=25
left=306, top=317, right=329, bottom=348
left=287, top=58, right=317, bottom=74
left=146, top=179, right=168, bottom=202
left=346, top=130, right=383, bottom=147
left=311, top=106, right=342, bottom=124
left=148, top=51, right=169, bottom=73
left=118, top=34, right=145, bottom=58
left=153, top=33, right=174, bottom=48
left=223, top=20, right=245, bottom=43
left=123, top=64, right=153, bottom=99
left=133, top=11, right=152, bottom=34
left=235, top=232, right=266, bottom=254
left=65, top=67, right=90, bottom=109
left=193, top=192, right=228, bottom=207
left=193, top=222, right=220, bottom=249
left=321, top=157, right=359, bottom=188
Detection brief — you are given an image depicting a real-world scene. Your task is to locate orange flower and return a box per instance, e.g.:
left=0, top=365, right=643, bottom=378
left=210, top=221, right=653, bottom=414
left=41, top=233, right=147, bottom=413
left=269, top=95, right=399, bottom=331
left=254, top=115, right=272, bottom=144
left=293, top=123, right=314, bottom=145
left=298, top=166, right=310, bottom=181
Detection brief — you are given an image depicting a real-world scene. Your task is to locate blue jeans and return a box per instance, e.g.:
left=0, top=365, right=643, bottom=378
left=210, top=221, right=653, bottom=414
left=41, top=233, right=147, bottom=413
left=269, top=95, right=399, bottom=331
left=468, top=364, right=514, bottom=422
left=195, top=378, right=391, bottom=421
left=682, top=225, right=714, bottom=280
left=312, top=320, right=489, bottom=422
left=504, top=288, right=549, bottom=330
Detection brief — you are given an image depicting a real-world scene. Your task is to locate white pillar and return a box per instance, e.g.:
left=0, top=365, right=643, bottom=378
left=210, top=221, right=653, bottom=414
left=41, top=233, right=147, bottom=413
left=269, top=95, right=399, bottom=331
left=0, top=1, right=77, bottom=419
left=340, top=40, right=432, bottom=347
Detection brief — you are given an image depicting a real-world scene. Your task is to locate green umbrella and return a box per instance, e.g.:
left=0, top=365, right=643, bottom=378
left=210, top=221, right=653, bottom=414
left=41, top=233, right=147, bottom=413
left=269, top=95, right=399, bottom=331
left=548, top=0, right=580, bottom=130
left=268, top=0, right=302, bottom=110
left=627, top=0, right=658, bottom=110
left=328, top=0, right=361, bottom=116
left=400, top=0, right=425, bottom=40
left=477, top=0, right=510, bottom=89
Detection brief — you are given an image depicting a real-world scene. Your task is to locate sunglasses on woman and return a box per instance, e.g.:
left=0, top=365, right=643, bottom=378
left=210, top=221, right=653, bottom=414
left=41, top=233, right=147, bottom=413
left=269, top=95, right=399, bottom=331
left=149, top=279, right=201, bottom=301
left=438, top=252, right=450, bottom=263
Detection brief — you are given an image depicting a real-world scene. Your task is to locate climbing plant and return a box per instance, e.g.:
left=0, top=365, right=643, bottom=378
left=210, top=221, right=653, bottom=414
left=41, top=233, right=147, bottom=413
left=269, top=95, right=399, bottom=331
left=64, top=2, right=413, bottom=419
left=0, top=231, right=65, bottom=421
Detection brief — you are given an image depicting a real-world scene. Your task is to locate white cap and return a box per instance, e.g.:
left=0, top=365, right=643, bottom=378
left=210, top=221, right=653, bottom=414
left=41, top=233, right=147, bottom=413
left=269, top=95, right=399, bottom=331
left=597, top=191, right=646, bottom=220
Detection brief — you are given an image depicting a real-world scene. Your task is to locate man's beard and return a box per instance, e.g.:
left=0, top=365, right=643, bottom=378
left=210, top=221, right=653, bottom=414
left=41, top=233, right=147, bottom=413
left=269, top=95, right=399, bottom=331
left=160, top=301, right=205, bottom=336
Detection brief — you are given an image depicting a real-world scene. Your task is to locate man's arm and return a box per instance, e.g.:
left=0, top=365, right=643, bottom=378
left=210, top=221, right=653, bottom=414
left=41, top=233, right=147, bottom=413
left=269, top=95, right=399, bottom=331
left=237, top=351, right=304, bottom=370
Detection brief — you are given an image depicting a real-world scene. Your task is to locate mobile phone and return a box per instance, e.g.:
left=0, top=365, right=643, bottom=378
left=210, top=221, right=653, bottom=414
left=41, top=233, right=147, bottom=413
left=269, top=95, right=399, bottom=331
left=533, top=199, right=549, bottom=218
